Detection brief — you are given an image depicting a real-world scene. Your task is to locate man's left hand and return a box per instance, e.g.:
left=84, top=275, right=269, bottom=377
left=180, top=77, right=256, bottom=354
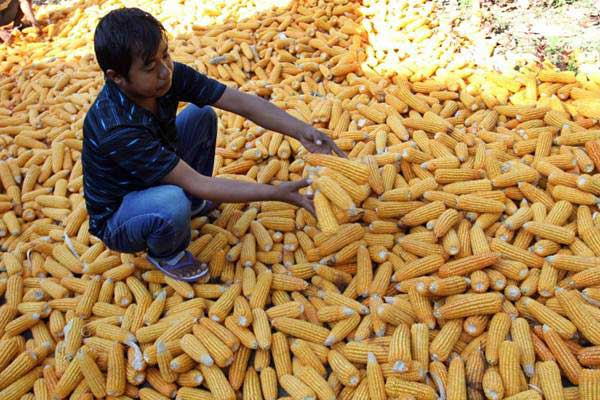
left=299, top=126, right=347, bottom=158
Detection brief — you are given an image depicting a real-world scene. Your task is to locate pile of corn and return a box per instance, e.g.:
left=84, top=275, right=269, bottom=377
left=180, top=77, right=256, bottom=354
left=357, top=0, right=493, bottom=80
left=2, top=0, right=600, bottom=399
left=0, top=0, right=291, bottom=74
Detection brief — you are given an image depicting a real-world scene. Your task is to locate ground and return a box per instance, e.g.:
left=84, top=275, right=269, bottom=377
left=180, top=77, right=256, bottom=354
left=438, top=0, right=600, bottom=74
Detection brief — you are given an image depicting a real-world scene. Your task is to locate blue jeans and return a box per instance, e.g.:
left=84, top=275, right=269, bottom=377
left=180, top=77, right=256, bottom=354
left=102, top=105, right=217, bottom=260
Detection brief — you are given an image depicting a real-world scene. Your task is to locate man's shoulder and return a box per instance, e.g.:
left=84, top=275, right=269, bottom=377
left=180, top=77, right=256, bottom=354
left=84, top=85, right=137, bottom=140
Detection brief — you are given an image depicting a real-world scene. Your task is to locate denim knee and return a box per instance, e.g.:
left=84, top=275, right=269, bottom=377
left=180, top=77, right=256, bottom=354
left=153, top=185, right=191, bottom=232
left=200, top=105, right=217, bottom=124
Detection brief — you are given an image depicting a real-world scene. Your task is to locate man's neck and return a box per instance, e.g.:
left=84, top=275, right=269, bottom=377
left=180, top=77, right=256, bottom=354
left=136, top=97, right=158, bottom=115
left=112, top=81, right=158, bottom=115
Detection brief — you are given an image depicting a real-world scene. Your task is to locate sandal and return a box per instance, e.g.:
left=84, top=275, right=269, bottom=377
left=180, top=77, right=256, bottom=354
left=147, top=250, right=209, bottom=283
left=191, top=200, right=219, bottom=218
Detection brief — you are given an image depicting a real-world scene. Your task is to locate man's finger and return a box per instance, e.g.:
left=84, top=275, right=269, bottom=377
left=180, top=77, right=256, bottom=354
left=303, top=198, right=316, bottom=217
left=290, top=177, right=312, bottom=191
left=328, top=137, right=347, bottom=158
left=312, top=130, right=323, bottom=145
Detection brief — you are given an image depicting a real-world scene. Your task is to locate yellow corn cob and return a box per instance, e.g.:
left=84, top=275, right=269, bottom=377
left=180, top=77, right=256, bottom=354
left=542, top=325, right=582, bottom=385
left=523, top=221, right=575, bottom=244
left=430, top=319, right=462, bottom=362
left=393, top=84, right=430, bottom=114
left=446, top=356, right=466, bottom=400
left=199, top=364, right=236, bottom=400
left=106, top=342, right=126, bottom=397
left=435, top=293, right=503, bottom=319
left=537, top=361, right=564, bottom=400
left=271, top=317, right=329, bottom=344
left=456, top=194, right=506, bottom=213
left=400, top=201, right=445, bottom=227
left=499, top=341, right=524, bottom=396
left=76, top=348, right=106, bottom=398
left=385, top=378, right=438, bottom=400
left=224, top=316, right=259, bottom=349
left=327, top=349, right=360, bottom=387
left=314, top=191, right=339, bottom=234
left=580, top=369, right=600, bottom=400
left=251, top=308, right=271, bottom=351
left=303, top=154, right=369, bottom=184
left=290, top=339, right=326, bottom=376
left=520, top=297, right=576, bottom=339
left=439, top=252, right=501, bottom=277
left=365, top=352, right=386, bottom=400
left=271, top=332, right=292, bottom=379
left=208, top=283, right=240, bottom=322
left=179, top=334, right=213, bottom=366
left=388, top=323, right=411, bottom=372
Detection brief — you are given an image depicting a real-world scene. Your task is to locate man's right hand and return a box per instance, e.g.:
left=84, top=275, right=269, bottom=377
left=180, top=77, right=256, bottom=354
left=276, top=178, right=315, bottom=216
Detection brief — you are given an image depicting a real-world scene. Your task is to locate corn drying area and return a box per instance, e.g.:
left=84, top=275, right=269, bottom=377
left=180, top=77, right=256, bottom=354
left=2, top=0, right=600, bottom=398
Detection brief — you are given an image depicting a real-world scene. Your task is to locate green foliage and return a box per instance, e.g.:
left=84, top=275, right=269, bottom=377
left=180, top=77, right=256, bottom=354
left=535, top=35, right=579, bottom=73
left=550, top=0, right=579, bottom=7
left=458, top=0, right=473, bottom=9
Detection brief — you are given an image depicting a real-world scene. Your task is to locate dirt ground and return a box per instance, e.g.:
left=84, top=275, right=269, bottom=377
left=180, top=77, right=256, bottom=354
left=438, top=0, right=600, bottom=74
left=27, top=0, right=600, bottom=75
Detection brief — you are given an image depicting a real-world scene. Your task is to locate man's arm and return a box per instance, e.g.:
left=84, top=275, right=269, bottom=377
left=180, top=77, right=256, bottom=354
left=161, top=159, right=315, bottom=215
left=19, top=0, right=36, bottom=28
left=213, top=87, right=345, bottom=157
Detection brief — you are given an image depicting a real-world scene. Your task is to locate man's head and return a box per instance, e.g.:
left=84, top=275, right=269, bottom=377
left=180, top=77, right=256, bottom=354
left=94, top=8, right=173, bottom=100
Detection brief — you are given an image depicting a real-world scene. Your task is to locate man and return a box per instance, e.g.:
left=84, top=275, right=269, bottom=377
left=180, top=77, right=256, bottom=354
left=0, top=0, right=37, bottom=43
left=83, top=8, right=345, bottom=282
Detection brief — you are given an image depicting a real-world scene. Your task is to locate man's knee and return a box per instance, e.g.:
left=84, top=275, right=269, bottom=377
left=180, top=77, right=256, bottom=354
left=152, top=185, right=191, bottom=230
left=200, top=105, right=217, bottom=124
left=186, top=105, right=217, bottom=128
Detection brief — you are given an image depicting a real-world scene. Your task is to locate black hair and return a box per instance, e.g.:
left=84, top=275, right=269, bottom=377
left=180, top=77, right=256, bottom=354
left=94, top=7, right=168, bottom=80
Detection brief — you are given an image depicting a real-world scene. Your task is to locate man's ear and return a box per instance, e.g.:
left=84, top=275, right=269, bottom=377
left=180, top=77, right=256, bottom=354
left=106, top=69, right=125, bottom=86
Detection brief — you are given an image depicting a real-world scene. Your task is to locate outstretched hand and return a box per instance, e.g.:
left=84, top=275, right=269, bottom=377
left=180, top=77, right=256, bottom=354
left=299, top=126, right=347, bottom=158
left=276, top=178, right=316, bottom=216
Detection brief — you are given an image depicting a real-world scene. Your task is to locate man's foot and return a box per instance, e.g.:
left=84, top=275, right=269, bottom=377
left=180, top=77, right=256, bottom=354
left=147, top=250, right=209, bottom=283
left=191, top=200, right=220, bottom=218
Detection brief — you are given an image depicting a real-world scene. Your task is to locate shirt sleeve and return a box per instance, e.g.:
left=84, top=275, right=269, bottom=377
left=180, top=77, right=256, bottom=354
left=100, top=126, right=180, bottom=185
left=170, top=62, right=227, bottom=107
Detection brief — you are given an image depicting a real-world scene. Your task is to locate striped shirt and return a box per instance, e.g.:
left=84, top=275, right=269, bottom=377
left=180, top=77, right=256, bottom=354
left=82, top=62, right=226, bottom=239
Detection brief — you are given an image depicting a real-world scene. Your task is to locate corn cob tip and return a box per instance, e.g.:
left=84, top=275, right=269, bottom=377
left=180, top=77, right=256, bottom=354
left=342, top=306, right=355, bottom=316
left=367, top=351, right=377, bottom=363
left=465, top=323, right=476, bottom=334
left=392, top=360, right=407, bottom=372
left=554, top=286, right=565, bottom=294
left=156, top=341, right=167, bottom=352
left=201, top=355, right=214, bottom=366
left=506, top=286, right=520, bottom=298
left=324, top=335, right=335, bottom=346
left=524, top=364, right=534, bottom=377
left=485, top=390, right=500, bottom=400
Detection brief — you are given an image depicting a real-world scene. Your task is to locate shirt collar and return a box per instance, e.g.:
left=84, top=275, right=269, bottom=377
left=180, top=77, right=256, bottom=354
left=105, top=79, right=170, bottom=122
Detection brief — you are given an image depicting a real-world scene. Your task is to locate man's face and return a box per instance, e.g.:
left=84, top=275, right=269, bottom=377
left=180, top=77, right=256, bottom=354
left=112, top=39, right=174, bottom=99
